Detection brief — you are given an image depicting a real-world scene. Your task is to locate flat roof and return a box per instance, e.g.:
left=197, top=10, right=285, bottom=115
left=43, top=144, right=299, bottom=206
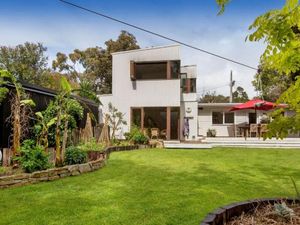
left=111, top=44, right=180, bottom=55
left=198, top=102, right=243, bottom=107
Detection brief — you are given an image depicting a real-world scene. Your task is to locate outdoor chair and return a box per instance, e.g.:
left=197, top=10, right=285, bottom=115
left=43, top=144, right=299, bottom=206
left=160, top=129, right=167, bottom=139
left=249, top=124, right=258, bottom=137
left=260, top=124, right=268, bottom=137
left=151, top=128, right=159, bottom=139
left=234, top=125, right=243, bottom=137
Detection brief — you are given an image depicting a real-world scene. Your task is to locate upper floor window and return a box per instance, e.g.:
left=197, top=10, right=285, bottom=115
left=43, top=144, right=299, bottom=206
left=130, top=60, right=180, bottom=80
left=181, top=77, right=196, bottom=93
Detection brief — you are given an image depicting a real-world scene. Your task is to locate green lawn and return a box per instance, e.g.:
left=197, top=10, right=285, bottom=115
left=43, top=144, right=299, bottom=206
left=1, top=148, right=300, bottom=225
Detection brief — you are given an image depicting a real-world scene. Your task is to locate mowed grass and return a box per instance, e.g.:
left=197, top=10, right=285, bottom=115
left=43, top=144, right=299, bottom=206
left=1, top=148, right=300, bottom=225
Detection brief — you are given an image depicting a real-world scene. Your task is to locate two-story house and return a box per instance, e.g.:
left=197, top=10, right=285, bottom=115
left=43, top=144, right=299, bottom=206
left=99, top=44, right=198, bottom=141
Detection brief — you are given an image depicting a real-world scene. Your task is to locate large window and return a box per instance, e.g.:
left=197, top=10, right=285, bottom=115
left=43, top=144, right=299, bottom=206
left=212, top=112, right=235, bottom=124
left=135, top=62, right=167, bottom=80
left=131, top=60, right=180, bottom=80
left=212, top=112, right=223, bottom=124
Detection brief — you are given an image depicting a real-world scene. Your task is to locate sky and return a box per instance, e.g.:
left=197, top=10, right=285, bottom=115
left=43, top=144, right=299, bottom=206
left=0, top=0, right=286, bottom=98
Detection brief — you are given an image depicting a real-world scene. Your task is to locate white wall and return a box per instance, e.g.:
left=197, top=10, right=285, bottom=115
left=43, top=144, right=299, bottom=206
left=198, top=106, right=263, bottom=137
left=180, top=100, right=198, bottom=140
left=99, top=45, right=181, bottom=138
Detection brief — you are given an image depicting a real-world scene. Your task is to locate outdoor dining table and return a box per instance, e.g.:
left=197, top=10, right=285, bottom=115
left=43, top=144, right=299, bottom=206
left=238, top=125, right=250, bottom=140
left=238, top=124, right=264, bottom=140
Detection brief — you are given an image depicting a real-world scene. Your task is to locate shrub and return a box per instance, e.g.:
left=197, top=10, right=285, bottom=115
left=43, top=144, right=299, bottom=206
left=78, top=139, right=105, bottom=152
left=127, top=126, right=149, bottom=144
left=17, top=139, right=50, bottom=173
left=64, top=146, right=87, bottom=165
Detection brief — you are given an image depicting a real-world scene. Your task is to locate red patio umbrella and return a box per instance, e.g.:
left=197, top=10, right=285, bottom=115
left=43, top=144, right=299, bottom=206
left=230, top=99, right=286, bottom=111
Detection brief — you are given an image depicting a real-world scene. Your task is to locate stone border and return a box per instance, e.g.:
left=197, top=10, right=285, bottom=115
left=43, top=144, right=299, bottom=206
left=200, top=198, right=300, bottom=225
left=0, top=144, right=155, bottom=189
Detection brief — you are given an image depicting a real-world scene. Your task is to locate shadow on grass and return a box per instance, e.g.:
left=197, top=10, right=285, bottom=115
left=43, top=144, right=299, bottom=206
left=1, top=150, right=300, bottom=225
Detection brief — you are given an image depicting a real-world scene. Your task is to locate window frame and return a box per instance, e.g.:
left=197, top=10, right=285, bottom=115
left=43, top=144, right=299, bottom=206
left=212, top=111, right=224, bottom=125
left=131, top=60, right=180, bottom=81
left=212, top=111, right=235, bottom=125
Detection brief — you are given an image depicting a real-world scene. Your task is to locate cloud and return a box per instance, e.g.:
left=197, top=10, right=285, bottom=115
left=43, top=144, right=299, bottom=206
left=0, top=10, right=265, bottom=98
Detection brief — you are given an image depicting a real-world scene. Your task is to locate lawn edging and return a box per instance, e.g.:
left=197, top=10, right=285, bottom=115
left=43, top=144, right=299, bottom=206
left=0, top=144, right=155, bottom=189
left=200, top=198, right=300, bottom=225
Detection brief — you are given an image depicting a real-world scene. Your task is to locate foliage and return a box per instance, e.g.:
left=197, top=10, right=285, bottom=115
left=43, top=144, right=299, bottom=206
left=252, top=63, right=295, bottom=102
left=53, top=77, right=84, bottom=166
left=0, top=70, right=10, bottom=104
left=274, top=202, right=295, bottom=219
left=78, top=139, right=105, bottom=152
left=34, top=111, right=57, bottom=149
left=291, top=177, right=300, bottom=199
left=76, top=79, right=100, bottom=103
left=52, top=30, right=140, bottom=94
left=199, top=91, right=229, bottom=103
left=232, top=86, right=249, bottom=103
left=107, top=103, right=127, bottom=139
left=207, top=129, right=217, bottom=137
left=0, top=42, right=49, bottom=86
left=0, top=70, right=35, bottom=155
left=219, top=0, right=300, bottom=138
left=0, top=167, right=6, bottom=174
left=17, top=139, right=50, bottom=173
left=247, top=0, right=300, bottom=75
left=64, top=146, right=87, bottom=165
left=266, top=77, right=300, bottom=139
left=35, top=97, right=83, bottom=148
left=125, top=126, right=148, bottom=144
left=215, top=0, right=230, bottom=15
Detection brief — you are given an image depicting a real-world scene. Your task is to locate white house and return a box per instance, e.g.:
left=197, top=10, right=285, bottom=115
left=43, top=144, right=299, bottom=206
left=198, top=103, right=265, bottom=137
left=100, top=45, right=198, bottom=141
left=198, top=103, right=299, bottom=137
left=99, top=44, right=298, bottom=140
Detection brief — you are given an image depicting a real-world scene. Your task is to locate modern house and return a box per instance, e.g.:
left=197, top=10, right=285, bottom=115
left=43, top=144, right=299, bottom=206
left=100, top=45, right=198, bottom=141
left=99, top=44, right=298, bottom=140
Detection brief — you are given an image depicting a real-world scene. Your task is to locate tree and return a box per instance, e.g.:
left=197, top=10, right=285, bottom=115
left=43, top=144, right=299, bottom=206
left=0, top=42, right=49, bottom=86
left=107, top=103, right=127, bottom=140
left=199, top=91, right=229, bottom=103
left=252, top=63, right=296, bottom=102
left=0, top=70, right=35, bottom=156
left=217, top=0, right=300, bottom=138
left=232, top=86, right=249, bottom=103
left=53, top=77, right=82, bottom=166
left=52, top=30, right=140, bottom=94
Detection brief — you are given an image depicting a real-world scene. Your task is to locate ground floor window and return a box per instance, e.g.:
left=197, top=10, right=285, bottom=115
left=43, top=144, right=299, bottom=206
left=212, top=111, right=235, bottom=124
left=212, top=112, right=223, bottom=124
left=224, top=112, right=234, bottom=124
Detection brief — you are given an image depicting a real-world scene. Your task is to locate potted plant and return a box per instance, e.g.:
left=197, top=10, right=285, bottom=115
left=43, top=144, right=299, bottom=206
left=207, top=128, right=217, bottom=137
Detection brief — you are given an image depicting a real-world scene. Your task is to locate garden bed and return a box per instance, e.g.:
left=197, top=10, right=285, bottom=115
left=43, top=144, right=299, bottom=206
left=200, top=198, right=300, bottom=225
left=0, top=144, right=155, bottom=189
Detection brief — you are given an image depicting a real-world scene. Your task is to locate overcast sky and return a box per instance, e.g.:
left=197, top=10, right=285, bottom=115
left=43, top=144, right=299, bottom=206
left=0, top=0, right=286, bottom=97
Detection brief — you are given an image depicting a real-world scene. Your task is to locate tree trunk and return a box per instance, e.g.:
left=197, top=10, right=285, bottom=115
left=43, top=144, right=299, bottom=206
left=61, top=119, right=69, bottom=164
left=12, top=95, right=21, bottom=156
left=55, top=112, right=62, bottom=166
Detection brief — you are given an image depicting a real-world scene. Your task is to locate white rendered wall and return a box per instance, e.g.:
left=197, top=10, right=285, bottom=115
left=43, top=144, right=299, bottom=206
left=99, top=45, right=181, bottom=138
left=198, top=107, right=263, bottom=137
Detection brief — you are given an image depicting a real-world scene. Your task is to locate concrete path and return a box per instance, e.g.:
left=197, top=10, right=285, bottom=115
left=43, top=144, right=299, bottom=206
left=164, top=138, right=300, bottom=149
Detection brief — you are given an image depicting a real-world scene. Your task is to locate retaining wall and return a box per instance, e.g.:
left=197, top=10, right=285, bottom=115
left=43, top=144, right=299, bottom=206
left=0, top=145, right=154, bottom=189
